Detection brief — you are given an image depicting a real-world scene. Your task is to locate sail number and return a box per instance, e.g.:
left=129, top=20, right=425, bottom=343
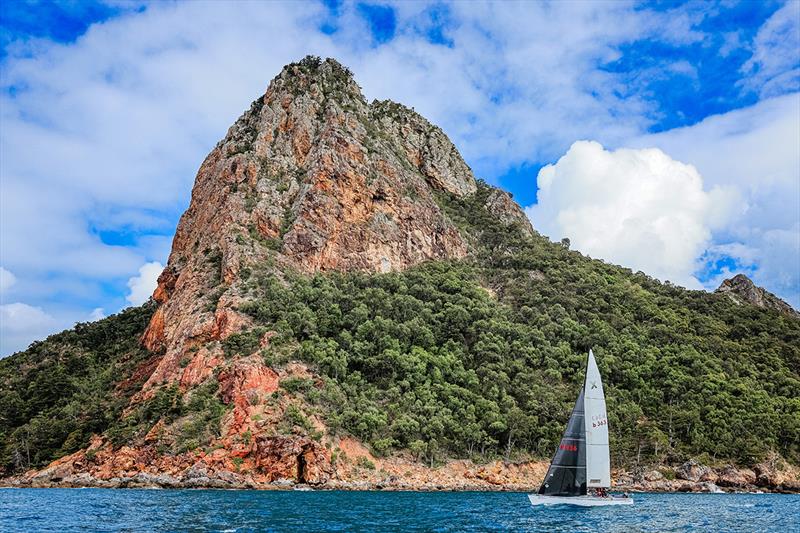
left=559, top=443, right=578, bottom=452
left=591, top=414, right=607, bottom=428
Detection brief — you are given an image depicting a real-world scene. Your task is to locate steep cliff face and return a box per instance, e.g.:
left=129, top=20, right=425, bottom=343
left=141, top=57, right=487, bottom=389
left=716, top=274, right=798, bottom=317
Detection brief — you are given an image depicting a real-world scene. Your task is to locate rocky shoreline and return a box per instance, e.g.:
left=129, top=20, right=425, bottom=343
left=613, top=459, right=800, bottom=494
left=3, top=456, right=797, bottom=494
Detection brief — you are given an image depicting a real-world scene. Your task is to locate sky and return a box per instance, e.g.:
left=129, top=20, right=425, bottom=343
left=1, top=0, right=798, bottom=356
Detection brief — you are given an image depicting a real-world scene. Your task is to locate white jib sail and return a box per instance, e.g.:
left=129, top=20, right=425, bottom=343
left=583, top=349, right=611, bottom=488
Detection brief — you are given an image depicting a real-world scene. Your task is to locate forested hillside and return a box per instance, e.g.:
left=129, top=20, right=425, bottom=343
left=0, top=304, right=155, bottom=471
left=3, top=182, right=798, bottom=476
left=230, top=182, right=800, bottom=467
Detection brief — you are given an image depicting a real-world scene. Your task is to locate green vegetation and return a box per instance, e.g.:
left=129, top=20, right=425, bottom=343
left=356, top=456, right=376, bottom=470
left=222, top=328, right=265, bottom=358
left=1, top=181, right=798, bottom=476
left=280, top=377, right=314, bottom=394
left=0, top=300, right=229, bottom=474
left=0, top=304, right=156, bottom=473
left=106, top=383, right=184, bottom=447
left=174, top=377, right=227, bottom=453
left=283, top=404, right=314, bottom=434
left=238, top=182, right=800, bottom=467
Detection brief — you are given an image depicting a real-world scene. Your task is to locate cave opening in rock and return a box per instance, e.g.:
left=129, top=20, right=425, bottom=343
left=296, top=452, right=307, bottom=483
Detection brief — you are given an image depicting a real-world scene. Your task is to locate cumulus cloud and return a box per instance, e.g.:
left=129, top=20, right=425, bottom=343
left=0, top=1, right=719, bottom=273
left=89, top=307, right=106, bottom=321
left=0, top=302, right=58, bottom=355
left=631, top=93, right=800, bottom=306
left=0, top=267, right=16, bottom=293
left=0, top=1, right=668, bottom=353
left=126, top=262, right=163, bottom=306
left=527, top=141, right=737, bottom=288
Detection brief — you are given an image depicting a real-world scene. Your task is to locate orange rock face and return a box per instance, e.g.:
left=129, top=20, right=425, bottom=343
left=254, top=436, right=332, bottom=484
left=210, top=308, right=252, bottom=341
left=179, top=348, right=222, bottom=389
left=219, top=359, right=279, bottom=433
left=140, top=58, right=476, bottom=392
left=141, top=306, right=166, bottom=352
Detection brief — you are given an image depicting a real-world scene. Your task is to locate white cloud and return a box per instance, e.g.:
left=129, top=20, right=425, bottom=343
left=0, top=267, right=16, bottom=293
left=89, top=307, right=106, bottom=321
left=0, top=302, right=58, bottom=355
left=1, top=3, right=330, bottom=349
left=345, top=0, right=716, bottom=175
left=126, top=262, right=163, bottom=306
left=740, top=1, right=800, bottom=98
left=0, top=2, right=713, bottom=281
left=631, top=93, right=800, bottom=307
left=527, top=141, right=737, bottom=289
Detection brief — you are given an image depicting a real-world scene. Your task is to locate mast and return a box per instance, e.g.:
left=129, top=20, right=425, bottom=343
left=583, top=349, right=611, bottom=488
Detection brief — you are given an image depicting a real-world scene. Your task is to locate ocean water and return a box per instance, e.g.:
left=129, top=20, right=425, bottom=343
left=1, top=489, right=798, bottom=532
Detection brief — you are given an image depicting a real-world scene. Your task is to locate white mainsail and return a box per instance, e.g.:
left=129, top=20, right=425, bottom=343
left=583, top=349, right=611, bottom=488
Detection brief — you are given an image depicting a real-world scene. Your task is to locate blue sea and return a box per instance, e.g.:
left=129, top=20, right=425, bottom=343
left=1, top=489, right=798, bottom=532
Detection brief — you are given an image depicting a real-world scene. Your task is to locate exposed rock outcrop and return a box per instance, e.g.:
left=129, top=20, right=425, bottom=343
left=716, top=274, right=798, bottom=316
left=254, top=436, right=332, bottom=484
left=141, top=57, right=483, bottom=390
left=676, top=459, right=715, bottom=482
left=483, top=188, right=535, bottom=237
left=613, top=459, right=800, bottom=493
left=9, top=453, right=800, bottom=493
left=716, top=465, right=756, bottom=487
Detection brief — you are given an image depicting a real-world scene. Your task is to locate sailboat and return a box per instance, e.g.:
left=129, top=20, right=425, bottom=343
left=528, top=349, right=633, bottom=507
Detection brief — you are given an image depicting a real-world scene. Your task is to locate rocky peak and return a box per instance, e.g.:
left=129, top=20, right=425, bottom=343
left=139, top=56, right=522, bottom=388
left=277, top=56, right=365, bottom=105
left=716, top=274, right=798, bottom=317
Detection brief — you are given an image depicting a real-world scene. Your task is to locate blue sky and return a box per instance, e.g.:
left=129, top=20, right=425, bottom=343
left=1, top=0, right=798, bottom=355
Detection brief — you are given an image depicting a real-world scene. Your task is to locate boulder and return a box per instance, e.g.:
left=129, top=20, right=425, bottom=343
left=676, top=460, right=712, bottom=482
left=716, top=465, right=756, bottom=488
left=643, top=470, right=664, bottom=482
